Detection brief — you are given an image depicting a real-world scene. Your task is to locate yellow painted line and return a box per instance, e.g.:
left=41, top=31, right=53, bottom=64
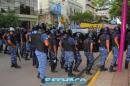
left=87, top=51, right=113, bottom=86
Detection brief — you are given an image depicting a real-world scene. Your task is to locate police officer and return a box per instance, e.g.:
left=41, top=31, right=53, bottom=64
left=0, top=31, right=3, bottom=52
left=3, top=31, right=10, bottom=54
left=31, top=24, right=49, bottom=83
left=48, top=32, right=58, bottom=73
left=15, top=29, right=21, bottom=58
left=29, top=27, right=39, bottom=68
left=21, top=29, right=30, bottom=60
left=73, top=33, right=82, bottom=72
left=62, top=30, right=76, bottom=76
left=59, top=32, right=66, bottom=69
left=98, top=27, right=110, bottom=71
left=84, top=33, right=94, bottom=75
left=109, top=27, right=120, bottom=72
left=125, top=28, right=130, bottom=69
left=7, top=27, right=21, bottom=68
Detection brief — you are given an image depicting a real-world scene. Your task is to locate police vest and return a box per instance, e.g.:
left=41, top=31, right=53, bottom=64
left=62, top=37, right=75, bottom=51
left=31, top=33, right=47, bottom=52
left=84, top=38, right=91, bottom=52
left=76, top=38, right=83, bottom=51
left=99, top=34, right=107, bottom=48
left=22, top=32, right=27, bottom=42
left=111, top=33, right=117, bottom=46
left=8, top=34, right=16, bottom=45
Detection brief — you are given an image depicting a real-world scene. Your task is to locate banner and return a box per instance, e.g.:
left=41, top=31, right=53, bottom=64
left=80, top=23, right=103, bottom=29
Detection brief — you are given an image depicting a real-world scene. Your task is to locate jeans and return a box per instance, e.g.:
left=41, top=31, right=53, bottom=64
left=35, top=50, right=47, bottom=79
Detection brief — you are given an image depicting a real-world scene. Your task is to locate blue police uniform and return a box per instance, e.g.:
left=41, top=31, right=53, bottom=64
left=32, top=32, right=48, bottom=81
left=84, top=37, right=94, bottom=74
left=29, top=31, right=39, bottom=67
left=48, top=34, right=58, bottom=72
left=125, top=31, right=130, bottom=69
left=111, top=32, right=119, bottom=65
left=99, top=33, right=110, bottom=71
left=7, top=33, right=20, bottom=68
left=7, top=35, right=17, bottom=64
left=73, top=36, right=82, bottom=72
left=0, top=38, right=3, bottom=52
left=62, top=36, right=75, bottom=76
left=73, top=50, right=82, bottom=71
left=59, top=36, right=65, bottom=69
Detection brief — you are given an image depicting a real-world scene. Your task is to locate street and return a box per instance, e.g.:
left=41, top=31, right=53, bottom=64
left=0, top=49, right=99, bottom=86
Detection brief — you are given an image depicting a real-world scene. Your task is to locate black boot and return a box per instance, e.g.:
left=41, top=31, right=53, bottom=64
left=100, top=65, right=107, bottom=71
left=41, top=78, right=46, bottom=83
left=86, top=66, right=92, bottom=75
left=37, top=72, right=40, bottom=79
left=73, top=60, right=81, bottom=72
left=125, top=60, right=129, bottom=69
left=51, top=62, right=58, bottom=73
left=64, top=66, right=68, bottom=72
left=12, top=63, right=21, bottom=69
left=109, top=65, right=116, bottom=72
left=11, top=63, right=15, bottom=67
left=25, top=53, right=30, bottom=60
left=73, top=66, right=80, bottom=72
left=60, top=58, right=65, bottom=69
left=114, top=63, right=117, bottom=67
left=86, top=70, right=92, bottom=75
left=68, top=67, right=75, bottom=77
left=86, top=64, right=93, bottom=75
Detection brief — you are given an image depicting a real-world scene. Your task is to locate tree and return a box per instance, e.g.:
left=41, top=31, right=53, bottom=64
left=0, top=10, right=20, bottom=28
left=109, top=0, right=122, bottom=18
left=92, top=0, right=106, bottom=7
left=71, top=11, right=94, bottom=23
left=109, top=0, right=130, bottom=24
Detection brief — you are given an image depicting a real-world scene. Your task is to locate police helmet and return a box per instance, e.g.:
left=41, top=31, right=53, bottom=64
left=66, top=29, right=72, bottom=36
left=32, top=26, right=38, bottom=31
left=88, top=32, right=93, bottom=39
left=40, top=23, right=47, bottom=31
left=103, top=27, right=109, bottom=34
left=9, top=27, right=15, bottom=31
left=114, top=26, right=120, bottom=34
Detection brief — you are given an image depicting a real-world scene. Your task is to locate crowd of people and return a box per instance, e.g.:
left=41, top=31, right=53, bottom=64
left=0, top=23, right=130, bottom=84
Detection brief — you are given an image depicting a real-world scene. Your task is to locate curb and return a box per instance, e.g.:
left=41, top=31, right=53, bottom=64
left=87, top=51, right=112, bottom=86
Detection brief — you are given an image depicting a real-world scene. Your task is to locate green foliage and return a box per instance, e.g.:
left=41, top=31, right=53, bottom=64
left=109, top=0, right=130, bottom=24
left=109, top=0, right=122, bottom=18
left=71, top=11, right=95, bottom=23
left=0, top=11, right=20, bottom=28
left=92, top=0, right=106, bottom=7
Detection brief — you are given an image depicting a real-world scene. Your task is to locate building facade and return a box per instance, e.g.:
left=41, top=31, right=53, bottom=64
left=77, top=0, right=95, bottom=14
left=63, top=0, right=82, bottom=16
left=38, top=0, right=83, bottom=25
left=0, top=0, right=38, bottom=29
left=96, top=8, right=110, bottom=18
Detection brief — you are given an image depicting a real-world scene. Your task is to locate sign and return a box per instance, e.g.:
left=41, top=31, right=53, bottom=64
left=44, top=77, right=87, bottom=84
left=71, top=29, right=88, bottom=34
left=80, top=23, right=103, bottom=29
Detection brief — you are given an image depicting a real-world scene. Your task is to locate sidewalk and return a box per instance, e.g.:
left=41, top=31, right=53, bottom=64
left=92, top=53, right=130, bottom=86
left=94, top=67, right=129, bottom=86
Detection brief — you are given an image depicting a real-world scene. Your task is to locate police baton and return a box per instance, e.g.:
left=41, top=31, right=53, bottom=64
left=17, top=54, right=22, bottom=63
